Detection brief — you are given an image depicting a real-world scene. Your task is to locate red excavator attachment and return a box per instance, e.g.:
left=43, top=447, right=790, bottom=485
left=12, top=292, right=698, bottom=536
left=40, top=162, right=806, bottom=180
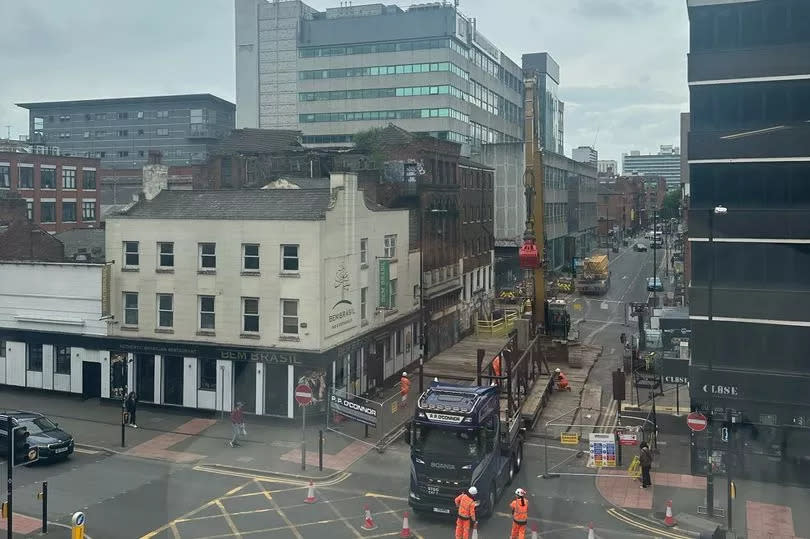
left=519, top=239, right=540, bottom=269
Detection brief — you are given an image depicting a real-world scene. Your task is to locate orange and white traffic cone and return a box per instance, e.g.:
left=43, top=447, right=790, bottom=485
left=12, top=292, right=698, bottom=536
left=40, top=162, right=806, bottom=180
left=399, top=511, right=412, bottom=538
left=587, top=522, right=595, bottom=539
left=663, top=499, right=677, bottom=527
left=531, top=522, right=539, bottom=539
left=470, top=521, right=479, bottom=539
left=304, top=481, right=317, bottom=504
left=361, top=504, right=377, bottom=530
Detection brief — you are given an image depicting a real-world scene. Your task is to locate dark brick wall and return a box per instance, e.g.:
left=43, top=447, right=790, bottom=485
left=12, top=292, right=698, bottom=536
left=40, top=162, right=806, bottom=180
left=0, top=194, right=64, bottom=262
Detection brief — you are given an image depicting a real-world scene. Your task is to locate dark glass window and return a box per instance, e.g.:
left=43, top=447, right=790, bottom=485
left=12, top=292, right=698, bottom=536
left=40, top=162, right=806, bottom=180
left=199, top=359, right=216, bottom=390
left=62, top=202, right=76, bottom=222
left=55, top=346, right=71, bottom=375
left=27, top=344, right=43, bottom=372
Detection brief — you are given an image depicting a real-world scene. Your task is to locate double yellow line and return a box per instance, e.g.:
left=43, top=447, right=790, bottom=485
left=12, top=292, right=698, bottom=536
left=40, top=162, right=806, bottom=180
left=606, top=507, right=691, bottom=539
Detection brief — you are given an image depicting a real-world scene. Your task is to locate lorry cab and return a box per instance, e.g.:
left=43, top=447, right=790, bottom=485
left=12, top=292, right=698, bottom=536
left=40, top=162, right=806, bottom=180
left=408, top=382, right=522, bottom=518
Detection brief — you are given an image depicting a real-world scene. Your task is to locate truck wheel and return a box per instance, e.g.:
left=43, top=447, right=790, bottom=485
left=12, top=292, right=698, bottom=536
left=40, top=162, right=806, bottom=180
left=508, top=453, right=516, bottom=484
left=484, top=483, right=497, bottom=519
left=514, top=442, right=523, bottom=473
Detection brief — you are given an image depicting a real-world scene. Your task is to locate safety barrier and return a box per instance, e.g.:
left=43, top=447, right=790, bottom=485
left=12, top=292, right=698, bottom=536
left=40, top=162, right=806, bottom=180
left=475, top=309, right=519, bottom=336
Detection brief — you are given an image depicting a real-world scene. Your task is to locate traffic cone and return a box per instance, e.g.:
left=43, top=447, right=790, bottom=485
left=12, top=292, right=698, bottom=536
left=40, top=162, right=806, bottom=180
left=470, top=521, right=479, bottom=539
left=531, top=522, right=539, bottom=539
left=361, top=504, right=377, bottom=530
left=663, top=499, right=676, bottom=527
left=587, top=522, right=595, bottom=539
left=399, top=511, right=412, bottom=538
left=304, top=481, right=317, bottom=504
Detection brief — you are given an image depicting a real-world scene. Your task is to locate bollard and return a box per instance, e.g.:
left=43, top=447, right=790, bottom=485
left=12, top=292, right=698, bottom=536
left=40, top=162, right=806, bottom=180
left=40, top=481, right=48, bottom=533
left=121, top=409, right=127, bottom=448
left=318, top=430, right=324, bottom=471
left=71, top=511, right=85, bottom=539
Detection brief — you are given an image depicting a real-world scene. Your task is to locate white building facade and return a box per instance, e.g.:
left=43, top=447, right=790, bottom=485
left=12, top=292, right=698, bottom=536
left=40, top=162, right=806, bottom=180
left=0, top=262, right=111, bottom=397
left=103, top=172, right=420, bottom=417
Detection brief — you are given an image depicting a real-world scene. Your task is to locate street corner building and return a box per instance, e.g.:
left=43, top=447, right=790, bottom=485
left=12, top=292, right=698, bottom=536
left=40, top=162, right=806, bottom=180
left=686, top=0, right=810, bottom=485
left=0, top=171, right=422, bottom=419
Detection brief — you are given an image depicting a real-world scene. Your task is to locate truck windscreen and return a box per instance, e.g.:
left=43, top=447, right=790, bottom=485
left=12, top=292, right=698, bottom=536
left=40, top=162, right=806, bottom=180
left=413, top=424, right=482, bottom=458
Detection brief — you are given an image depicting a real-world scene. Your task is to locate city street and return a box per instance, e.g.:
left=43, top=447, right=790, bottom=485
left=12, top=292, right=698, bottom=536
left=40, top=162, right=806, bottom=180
left=0, top=241, right=676, bottom=539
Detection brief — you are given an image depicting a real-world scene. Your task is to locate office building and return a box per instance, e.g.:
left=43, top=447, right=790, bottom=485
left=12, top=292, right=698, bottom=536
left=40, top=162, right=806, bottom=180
left=17, top=94, right=235, bottom=169
left=0, top=151, right=101, bottom=233
left=597, top=160, right=617, bottom=178
left=622, top=145, right=681, bottom=191
left=686, top=0, right=810, bottom=485
left=521, top=53, right=565, bottom=155
left=235, top=0, right=523, bottom=150
left=572, top=146, right=597, bottom=167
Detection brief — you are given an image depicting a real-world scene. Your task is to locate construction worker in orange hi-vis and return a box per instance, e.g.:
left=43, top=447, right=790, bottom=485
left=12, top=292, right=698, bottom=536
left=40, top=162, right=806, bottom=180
left=509, top=488, right=529, bottom=538
left=400, top=371, right=410, bottom=404
left=554, top=368, right=571, bottom=392
left=454, top=486, right=477, bottom=539
left=493, top=354, right=502, bottom=377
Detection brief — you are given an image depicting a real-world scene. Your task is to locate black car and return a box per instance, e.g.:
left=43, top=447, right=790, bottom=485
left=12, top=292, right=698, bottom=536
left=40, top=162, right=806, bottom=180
left=0, top=411, right=74, bottom=462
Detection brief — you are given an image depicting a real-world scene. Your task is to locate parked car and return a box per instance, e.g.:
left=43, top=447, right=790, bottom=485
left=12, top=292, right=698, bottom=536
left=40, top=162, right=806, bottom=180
left=0, top=411, right=74, bottom=462
left=634, top=243, right=648, bottom=252
left=647, top=277, right=664, bottom=291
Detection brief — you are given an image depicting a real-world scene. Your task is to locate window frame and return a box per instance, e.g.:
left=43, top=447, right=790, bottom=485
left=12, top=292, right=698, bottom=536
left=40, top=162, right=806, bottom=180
left=55, top=346, right=71, bottom=375
left=157, top=242, right=174, bottom=269
left=360, top=238, right=368, bottom=265
left=384, top=234, right=397, bottom=258
left=82, top=169, right=96, bottom=189
left=62, top=201, right=76, bottom=222
left=242, top=297, right=260, bottom=334
left=390, top=278, right=397, bottom=308
left=40, top=167, right=56, bottom=189
left=281, top=244, right=300, bottom=273
left=281, top=299, right=299, bottom=335
left=198, top=358, right=217, bottom=390
left=157, top=293, right=174, bottom=329
left=242, top=243, right=260, bottom=272
left=123, top=241, right=139, bottom=268
left=82, top=201, right=96, bottom=221
left=18, top=166, right=33, bottom=188
left=40, top=201, right=56, bottom=223
left=27, top=344, right=43, bottom=372
left=361, top=287, right=368, bottom=321
left=0, top=165, right=9, bottom=188
left=62, top=168, right=76, bottom=189
left=198, top=243, right=216, bottom=270
left=199, top=295, right=216, bottom=331
left=123, top=292, right=139, bottom=326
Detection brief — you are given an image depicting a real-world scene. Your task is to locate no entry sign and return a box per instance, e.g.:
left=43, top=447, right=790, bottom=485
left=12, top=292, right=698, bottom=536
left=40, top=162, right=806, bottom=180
left=295, top=384, right=313, bottom=406
left=687, top=411, right=708, bottom=432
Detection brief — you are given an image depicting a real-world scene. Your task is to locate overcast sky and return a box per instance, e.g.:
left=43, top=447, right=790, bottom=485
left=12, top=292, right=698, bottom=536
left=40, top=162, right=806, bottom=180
left=0, top=0, right=688, bottom=165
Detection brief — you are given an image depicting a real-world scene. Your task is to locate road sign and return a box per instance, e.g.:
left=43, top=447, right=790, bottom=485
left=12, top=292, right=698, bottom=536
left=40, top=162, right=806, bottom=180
left=295, top=384, right=313, bottom=406
left=687, top=411, right=708, bottom=432
left=588, top=433, right=617, bottom=468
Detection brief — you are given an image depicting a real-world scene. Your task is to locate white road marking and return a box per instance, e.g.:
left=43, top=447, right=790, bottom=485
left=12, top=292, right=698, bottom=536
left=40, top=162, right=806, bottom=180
left=74, top=447, right=100, bottom=455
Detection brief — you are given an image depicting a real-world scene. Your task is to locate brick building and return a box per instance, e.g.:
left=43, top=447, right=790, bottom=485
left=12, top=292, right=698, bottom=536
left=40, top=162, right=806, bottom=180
left=0, top=192, right=64, bottom=261
left=0, top=151, right=101, bottom=233
left=597, top=176, right=645, bottom=239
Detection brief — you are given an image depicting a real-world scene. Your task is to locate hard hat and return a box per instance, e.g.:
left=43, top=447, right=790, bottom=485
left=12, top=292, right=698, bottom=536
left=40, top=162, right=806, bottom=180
left=402, top=372, right=407, bottom=377
left=468, top=486, right=478, bottom=496
left=515, top=488, right=526, bottom=497
left=555, top=368, right=561, bottom=373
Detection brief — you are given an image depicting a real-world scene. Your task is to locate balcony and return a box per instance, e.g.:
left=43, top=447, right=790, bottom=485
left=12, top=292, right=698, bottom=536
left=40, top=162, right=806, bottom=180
left=422, top=263, right=462, bottom=299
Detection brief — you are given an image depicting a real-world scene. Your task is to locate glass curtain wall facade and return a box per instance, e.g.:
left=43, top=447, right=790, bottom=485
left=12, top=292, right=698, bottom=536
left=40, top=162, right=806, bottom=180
left=687, top=0, right=810, bottom=486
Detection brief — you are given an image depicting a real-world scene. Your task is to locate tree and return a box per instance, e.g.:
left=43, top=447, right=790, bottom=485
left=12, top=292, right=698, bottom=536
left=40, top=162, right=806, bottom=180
left=352, top=128, right=387, bottom=168
left=659, top=189, right=682, bottom=220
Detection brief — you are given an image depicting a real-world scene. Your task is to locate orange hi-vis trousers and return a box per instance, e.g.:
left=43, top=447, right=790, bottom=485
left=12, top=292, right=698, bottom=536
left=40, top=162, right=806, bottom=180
left=455, top=518, right=471, bottom=539
left=510, top=521, right=527, bottom=539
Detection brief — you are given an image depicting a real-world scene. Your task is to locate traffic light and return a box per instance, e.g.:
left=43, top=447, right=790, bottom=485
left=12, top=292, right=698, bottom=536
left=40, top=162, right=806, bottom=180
left=12, top=425, right=37, bottom=466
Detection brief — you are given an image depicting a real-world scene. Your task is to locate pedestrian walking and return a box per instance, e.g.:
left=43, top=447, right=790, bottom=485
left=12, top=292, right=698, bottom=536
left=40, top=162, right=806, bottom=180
left=229, top=402, right=245, bottom=448
left=125, top=392, right=138, bottom=428
left=639, top=441, right=653, bottom=488
left=509, top=488, right=529, bottom=539
left=454, top=486, right=477, bottom=539
left=400, top=371, right=410, bottom=404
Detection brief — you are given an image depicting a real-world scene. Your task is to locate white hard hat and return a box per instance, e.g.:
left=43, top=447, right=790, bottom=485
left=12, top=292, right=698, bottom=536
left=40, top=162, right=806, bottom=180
left=555, top=368, right=561, bottom=373
left=515, top=488, right=526, bottom=497
left=402, top=372, right=407, bottom=377
left=468, top=486, right=478, bottom=496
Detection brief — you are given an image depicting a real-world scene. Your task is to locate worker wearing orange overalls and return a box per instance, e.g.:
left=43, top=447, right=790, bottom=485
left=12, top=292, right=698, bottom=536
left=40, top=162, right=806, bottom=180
left=400, top=371, right=410, bottom=404
left=454, top=486, right=477, bottom=539
left=554, top=368, right=571, bottom=392
left=509, top=488, right=529, bottom=539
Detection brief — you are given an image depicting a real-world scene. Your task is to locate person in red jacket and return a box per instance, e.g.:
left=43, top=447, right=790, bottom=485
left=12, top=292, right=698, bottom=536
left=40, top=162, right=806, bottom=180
left=229, top=402, right=245, bottom=447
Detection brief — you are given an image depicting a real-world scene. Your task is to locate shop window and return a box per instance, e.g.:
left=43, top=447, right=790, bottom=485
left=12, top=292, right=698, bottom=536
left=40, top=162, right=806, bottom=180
left=55, top=346, right=71, bottom=375
left=158, top=242, right=174, bottom=269
left=242, top=297, right=259, bottom=333
left=396, top=329, right=403, bottom=355
left=281, top=299, right=299, bottom=335
left=242, top=244, right=260, bottom=271
left=198, top=359, right=217, bottom=390
left=0, top=340, right=5, bottom=358
left=281, top=244, right=299, bottom=272
left=199, top=242, right=216, bottom=270
left=123, top=241, right=139, bottom=268
left=27, top=344, right=43, bottom=372
left=123, top=292, right=138, bottom=326
left=157, top=293, right=174, bottom=328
